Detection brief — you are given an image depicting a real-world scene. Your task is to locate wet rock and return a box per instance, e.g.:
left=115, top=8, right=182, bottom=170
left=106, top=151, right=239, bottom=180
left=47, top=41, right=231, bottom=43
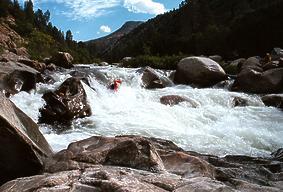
left=45, top=136, right=165, bottom=173
left=261, top=94, right=283, bottom=110
left=99, top=61, right=109, bottom=66
left=0, top=92, right=53, bottom=185
left=39, top=77, right=92, bottom=124
left=0, top=61, right=41, bottom=95
left=232, top=96, right=249, bottom=107
left=45, top=63, right=56, bottom=71
left=49, top=52, right=74, bottom=69
left=174, top=57, right=227, bottom=87
left=69, top=70, right=91, bottom=87
left=141, top=66, right=172, bottom=89
left=231, top=68, right=283, bottom=94
left=271, top=148, right=283, bottom=162
left=160, top=95, right=198, bottom=107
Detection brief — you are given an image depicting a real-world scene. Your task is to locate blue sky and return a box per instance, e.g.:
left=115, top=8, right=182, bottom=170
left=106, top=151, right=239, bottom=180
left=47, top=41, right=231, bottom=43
left=21, top=0, right=181, bottom=41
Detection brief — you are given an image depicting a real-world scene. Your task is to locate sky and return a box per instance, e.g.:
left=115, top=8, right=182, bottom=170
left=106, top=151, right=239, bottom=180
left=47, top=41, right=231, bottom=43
left=20, top=0, right=181, bottom=41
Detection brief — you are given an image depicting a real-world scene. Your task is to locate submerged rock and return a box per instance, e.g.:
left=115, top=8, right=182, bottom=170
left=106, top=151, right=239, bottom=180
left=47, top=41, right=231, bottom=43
left=0, top=92, right=53, bottom=185
left=160, top=95, right=198, bottom=107
left=261, top=94, right=283, bottom=110
left=39, top=77, right=91, bottom=124
left=0, top=61, right=41, bottom=95
left=141, top=66, right=172, bottom=89
left=231, top=96, right=249, bottom=107
left=174, top=57, right=227, bottom=87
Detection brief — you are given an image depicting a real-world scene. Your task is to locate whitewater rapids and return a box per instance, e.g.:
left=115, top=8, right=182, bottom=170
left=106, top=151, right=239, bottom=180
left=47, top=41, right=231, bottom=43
left=11, top=65, right=283, bottom=157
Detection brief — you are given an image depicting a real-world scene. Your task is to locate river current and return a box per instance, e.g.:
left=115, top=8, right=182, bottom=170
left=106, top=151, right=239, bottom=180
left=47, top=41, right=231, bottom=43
left=11, top=65, right=283, bottom=157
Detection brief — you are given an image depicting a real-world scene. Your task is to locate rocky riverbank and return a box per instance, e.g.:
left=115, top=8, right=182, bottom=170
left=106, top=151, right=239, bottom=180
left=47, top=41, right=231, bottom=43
left=1, top=38, right=283, bottom=191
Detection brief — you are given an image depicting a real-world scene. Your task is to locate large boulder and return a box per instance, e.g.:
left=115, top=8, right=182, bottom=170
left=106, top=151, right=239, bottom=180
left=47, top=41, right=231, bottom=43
left=261, top=94, right=283, bottom=110
left=49, top=52, right=74, bottom=69
left=45, top=136, right=165, bottom=173
left=39, top=77, right=91, bottom=124
left=0, top=92, right=53, bottom=185
left=141, top=67, right=172, bottom=89
left=238, top=57, right=263, bottom=73
left=0, top=61, right=41, bottom=96
left=18, top=59, right=46, bottom=72
left=174, top=57, right=227, bottom=87
left=231, top=68, right=283, bottom=93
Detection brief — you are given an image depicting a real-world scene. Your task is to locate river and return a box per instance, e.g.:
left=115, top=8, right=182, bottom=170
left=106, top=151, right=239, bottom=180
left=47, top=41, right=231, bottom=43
left=11, top=65, right=283, bottom=157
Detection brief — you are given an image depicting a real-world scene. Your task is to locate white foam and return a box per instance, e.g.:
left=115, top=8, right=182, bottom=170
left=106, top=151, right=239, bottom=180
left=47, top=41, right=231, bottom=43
left=11, top=65, right=283, bottom=155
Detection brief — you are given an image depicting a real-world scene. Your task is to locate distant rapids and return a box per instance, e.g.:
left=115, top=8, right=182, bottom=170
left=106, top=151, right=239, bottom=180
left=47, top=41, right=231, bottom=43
left=11, top=65, right=283, bottom=157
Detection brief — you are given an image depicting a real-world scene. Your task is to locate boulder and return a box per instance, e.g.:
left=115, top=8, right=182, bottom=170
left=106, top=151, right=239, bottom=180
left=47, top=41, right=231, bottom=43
left=224, top=58, right=245, bottom=75
left=262, top=61, right=280, bottom=71
left=261, top=94, right=283, bottom=110
left=238, top=57, right=263, bottom=73
left=0, top=92, right=53, bottom=185
left=160, top=95, right=198, bottom=107
left=231, top=96, right=249, bottom=107
left=18, top=59, right=46, bottom=72
left=231, top=68, right=283, bottom=94
left=174, top=57, right=227, bottom=87
left=45, top=136, right=165, bottom=173
left=49, top=52, right=74, bottom=69
left=39, top=77, right=92, bottom=124
left=0, top=61, right=41, bottom=95
left=141, top=67, right=172, bottom=89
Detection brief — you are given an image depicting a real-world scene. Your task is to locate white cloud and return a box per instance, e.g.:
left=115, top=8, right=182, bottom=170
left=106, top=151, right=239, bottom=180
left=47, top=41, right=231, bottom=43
left=100, top=25, right=111, bottom=33
left=123, top=0, right=166, bottom=15
left=29, top=0, right=166, bottom=20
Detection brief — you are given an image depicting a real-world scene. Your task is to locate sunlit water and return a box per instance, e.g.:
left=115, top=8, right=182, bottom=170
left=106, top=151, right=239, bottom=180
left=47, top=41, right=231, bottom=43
left=11, top=65, right=283, bottom=157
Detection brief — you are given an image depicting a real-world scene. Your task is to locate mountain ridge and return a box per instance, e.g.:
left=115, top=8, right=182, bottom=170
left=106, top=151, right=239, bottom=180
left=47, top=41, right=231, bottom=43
left=86, top=21, right=143, bottom=56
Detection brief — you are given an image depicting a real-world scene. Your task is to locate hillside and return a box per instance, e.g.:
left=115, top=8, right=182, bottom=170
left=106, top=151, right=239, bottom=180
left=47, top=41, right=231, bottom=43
left=0, top=0, right=96, bottom=64
left=103, top=0, right=283, bottom=62
left=87, top=21, right=143, bottom=56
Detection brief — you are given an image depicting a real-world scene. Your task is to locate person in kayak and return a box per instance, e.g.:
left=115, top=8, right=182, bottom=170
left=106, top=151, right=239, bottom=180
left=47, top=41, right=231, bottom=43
left=109, top=79, right=122, bottom=91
